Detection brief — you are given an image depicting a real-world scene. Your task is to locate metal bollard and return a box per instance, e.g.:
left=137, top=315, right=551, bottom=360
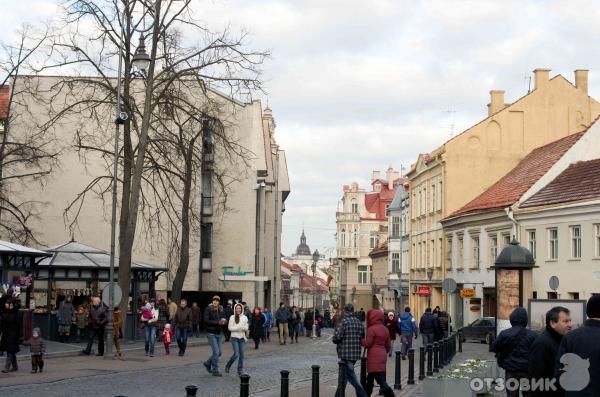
left=440, top=339, right=446, bottom=368
left=426, top=343, right=433, bottom=376
left=360, top=356, right=367, bottom=389
left=280, top=370, right=290, bottom=397
left=433, top=342, right=440, bottom=373
left=337, top=361, right=346, bottom=397
left=419, top=346, right=425, bottom=381
left=185, top=385, right=198, bottom=397
left=458, top=330, right=463, bottom=353
left=407, top=348, right=415, bottom=385
left=311, top=365, right=320, bottom=397
left=240, top=374, right=250, bottom=397
left=445, top=338, right=450, bottom=365
left=394, top=350, right=402, bottom=390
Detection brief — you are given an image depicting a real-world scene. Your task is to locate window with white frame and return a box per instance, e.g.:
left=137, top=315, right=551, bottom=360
left=595, top=224, right=600, bottom=257
left=370, top=232, right=379, bottom=249
left=457, top=236, right=464, bottom=269
left=392, top=217, right=400, bottom=237
left=341, top=228, right=346, bottom=247
left=392, top=253, right=400, bottom=273
left=527, top=230, right=536, bottom=259
left=431, top=183, right=436, bottom=213
left=548, top=228, right=558, bottom=260
left=358, top=265, right=370, bottom=284
left=489, top=235, right=498, bottom=264
left=438, top=181, right=443, bottom=211
left=351, top=198, right=358, bottom=214
left=471, top=236, right=480, bottom=269
left=374, top=183, right=381, bottom=192
left=571, top=226, right=581, bottom=259
left=503, top=233, right=511, bottom=247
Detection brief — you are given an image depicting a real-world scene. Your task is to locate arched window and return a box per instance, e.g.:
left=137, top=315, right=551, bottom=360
left=341, top=228, right=346, bottom=247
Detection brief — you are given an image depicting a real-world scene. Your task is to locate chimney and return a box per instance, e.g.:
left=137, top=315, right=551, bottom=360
left=488, top=90, right=506, bottom=116
left=575, top=69, right=589, bottom=94
left=533, top=68, right=551, bottom=91
left=372, top=170, right=381, bottom=182
left=386, top=166, right=399, bottom=188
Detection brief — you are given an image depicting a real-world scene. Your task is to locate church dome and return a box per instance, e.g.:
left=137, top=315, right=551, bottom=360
left=295, top=230, right=311, bottom=256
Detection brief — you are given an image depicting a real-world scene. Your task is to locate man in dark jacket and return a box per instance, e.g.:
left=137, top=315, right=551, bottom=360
left=202, top=296, right=225, bottom=376
left=419, top=308, right=438, bottom=346
left=223, top=303, right=233, bottom=341
left=528, top=306, right=572, bottom=397
left=174, top=299, right=192, bottom=356
left=333, top=304, right=367, bottom=397
left=437, top=311, right=450, bottom=339
left=190, top=302, right=201, bottom=338
left=82, top=297, right=107, bottom=356
left=490, top=307, right=537, bottom=397
left=554, top=295, right=600, bottom=396
left=275, top=302, right=290, bottom=345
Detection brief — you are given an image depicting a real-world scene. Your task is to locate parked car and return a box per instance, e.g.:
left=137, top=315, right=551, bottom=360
left=460, top=317, right=495, bottom=344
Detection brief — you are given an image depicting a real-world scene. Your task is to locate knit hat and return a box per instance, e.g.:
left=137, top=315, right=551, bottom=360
left=144, top=303, right=152, bottom=310
left=32, top=327, right=40, bottom=335
left=587, top=294, right=600, bottom=318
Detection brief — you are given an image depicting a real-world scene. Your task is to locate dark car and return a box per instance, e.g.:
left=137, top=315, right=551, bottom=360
left=461, top=317, right=495, bottom=344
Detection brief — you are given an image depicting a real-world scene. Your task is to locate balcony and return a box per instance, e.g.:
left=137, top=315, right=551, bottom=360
left=336, top=212, right=360, bottom=222
left=338, top=247, right=359, bottom=259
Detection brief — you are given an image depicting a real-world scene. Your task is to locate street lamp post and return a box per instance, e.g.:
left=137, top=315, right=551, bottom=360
left=311, top=249, right=319, bottom=339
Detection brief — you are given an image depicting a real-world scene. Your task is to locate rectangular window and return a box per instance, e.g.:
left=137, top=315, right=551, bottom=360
left=569, top=292, right=580, bottom=300
left=489, top=235, right=498, bottom=264
left=392, top=216, right=400, bottom=237
left=527, top=230, right=536, bottom=259
left=202, top=223, right=213, bottom=257
left=471, top=236, right=480, bottom=269
left=370, top=232, right=379, bottom=249
left=596, top=224, right=600, bottom=257
left=431, top=184, right=436, bottom=213
left=457, top=236, right=464, bottom=269
left=358, top=265, right=368, bottom=284
left=547, top=292, right=558, bottom=300
left=445, top=237, right=453, bottom=270
left=548, top=228, right=558, bottom=260
left=503, top=233, right=511, bottom=247
left=392, top=253, right=400, bottom=273
left=438, top=181, right=443, bottom=211
left=431, top=239, right=435, bottom=267
left=571, top=226, right=581, bottom=259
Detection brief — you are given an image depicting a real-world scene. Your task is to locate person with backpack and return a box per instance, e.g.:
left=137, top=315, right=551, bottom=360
left=419, top=307, right=438, bottom=346
left=398, top=307, right=418, bottom=360
left=490, top=307, right=537, bottom=397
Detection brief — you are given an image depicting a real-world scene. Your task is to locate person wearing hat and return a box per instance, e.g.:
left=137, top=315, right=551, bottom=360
left=555, top=294, right=600, bottom=396
left=203, top=295, right=226, bottom=376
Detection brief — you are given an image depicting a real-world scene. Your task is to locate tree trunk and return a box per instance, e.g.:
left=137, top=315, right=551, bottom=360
left=170, top=145, right=193, bottom=303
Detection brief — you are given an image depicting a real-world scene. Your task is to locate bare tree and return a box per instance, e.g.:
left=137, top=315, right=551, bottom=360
left=0, top=25, right=59, bottom=244
left=32, top=0, right=268, bottom=314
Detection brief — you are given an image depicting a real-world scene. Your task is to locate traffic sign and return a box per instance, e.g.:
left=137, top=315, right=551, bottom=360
left=549, top=276, right=559, bottom=291
left=442, top=278, right=457, bottom=293
left=102, top=284, right=122, bottom=308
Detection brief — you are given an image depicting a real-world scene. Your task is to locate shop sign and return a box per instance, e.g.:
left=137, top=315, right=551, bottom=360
left=459, top=288, right=476, bottom=298
left=417, top=286, right=431, bottom=296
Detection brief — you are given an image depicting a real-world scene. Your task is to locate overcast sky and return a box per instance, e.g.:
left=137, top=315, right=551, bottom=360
left=2, top=0, right=600, bottom=257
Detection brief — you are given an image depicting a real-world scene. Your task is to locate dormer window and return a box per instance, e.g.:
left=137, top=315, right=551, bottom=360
left=374, top=183, right=381, bottom=192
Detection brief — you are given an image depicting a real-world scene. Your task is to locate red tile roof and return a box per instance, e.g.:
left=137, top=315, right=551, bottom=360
left=0, top=85, right=9, bottom=119
left=520, top=158, right=600, bottom=208
left=369, top=241, right=389, bottom=258
left=446, top=131, right=586, bottom=219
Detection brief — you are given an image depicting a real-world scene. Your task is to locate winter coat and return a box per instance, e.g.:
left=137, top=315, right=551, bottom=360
left=554, top=319, right=600, bottom=396
left=289, top=310, right=301, bottom=326
left=398, top=312, right=418, bottom=335
left=361, top=309, right=391, bottom=373
left=333, top=311, right=365, bottom=362
left=262, top=311, right=273, bottom=327
left=437, top=312, right=449, bottom=332
left=490, top=307, right=537, bottom=372
left=191, top=306, right=201, bottom=325
left=141, top=308, right=158, bottom=327
left=228, top=313, right=249, bottom=340
left=275, top=306, right=290, bottom=323
left=57, top=301, right=74, bottom=326
left=419, top=312, right=438, bottom=335
left=0, top=308, right=20, bottom=353
left=249, top=313, right=265, bottom=339
left=89, top=304, right=108, bottom=329
left=174, top=306, right=193, bottom=329
left=74, top=312, right=88, bottom=329
left=528, top=326, right=564, bottom=397
left=113, top=310, right=123, bottom=338
left=384, top=315, right=398, bottom=340
left=203, top=304, right=224, bottom=334
left=28, top=336, right=45, bottom=355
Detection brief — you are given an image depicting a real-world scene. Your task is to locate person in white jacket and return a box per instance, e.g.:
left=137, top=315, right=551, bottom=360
left=225, top=303, right=248, bottom=375
left=141, top=301, right=159, bottom=357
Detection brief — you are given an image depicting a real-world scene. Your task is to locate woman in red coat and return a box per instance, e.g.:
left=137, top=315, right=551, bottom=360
left=361, top=309, right=395, bottom=397
left=384, top=311, right=398, bottom=357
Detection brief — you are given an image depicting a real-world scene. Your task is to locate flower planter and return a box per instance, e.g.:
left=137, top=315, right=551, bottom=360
left=423, top=377, right=474, bottom=397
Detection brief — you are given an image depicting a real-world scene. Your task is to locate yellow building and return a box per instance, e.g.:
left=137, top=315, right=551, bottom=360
left=408, top=69, right=600, bottom=318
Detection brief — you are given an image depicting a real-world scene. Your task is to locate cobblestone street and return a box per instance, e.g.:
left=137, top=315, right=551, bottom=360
left=0, top=329, right=494, bottom=396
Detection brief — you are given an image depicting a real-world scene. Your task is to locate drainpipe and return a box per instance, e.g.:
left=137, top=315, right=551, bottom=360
left=505, top=206, right=520, bottom=241
left=273, top=148, right=280, bottom=309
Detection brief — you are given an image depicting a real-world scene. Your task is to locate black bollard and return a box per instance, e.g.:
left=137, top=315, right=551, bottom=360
left=407, top=348, right=415, bottom=385
left=337, top=361, right=346, bottom=397
left=281, top=370, right=289, bottom=397
left=445, top=338, right=449, bottom=365
left=419, top=346, right=425, bottom=381
left=360, top=356, right=367, bottom=389
left=440, top=339, right=446, bottom=368
left=458, top=330, right=463, bottom=353
left=240, top=374, right=250, bottom=397
left=426, top=343, right=433, bottom=376
left=394, top=351, right=402, bottom=390
left=185, top=385, right=198, bottom=397
left=311, top=365, right=320, bottom=397
left=433, top=342, right=440, bottom=373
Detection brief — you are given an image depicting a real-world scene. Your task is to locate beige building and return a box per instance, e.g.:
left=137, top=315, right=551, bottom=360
left=6, top=76, right=290, bottom=309
left=408, top=68, right=600, bottom=318
left=336, top=167, right=400, bottom=310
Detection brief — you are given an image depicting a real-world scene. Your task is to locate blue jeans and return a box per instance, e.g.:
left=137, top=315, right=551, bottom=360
left=192, top=324, right=200, bottom=337
left=206, top=333, right=222, bottom=372
left=144, top=325, right=157, bottom=354
left=401, top=332, right=414, bottom=356
left=335, top=359, right=367, bottom=397
left=422, top=332, right=434, bottom=347
left=175, top=326, right=188, bottom=354
left=226, top=337, right=245, bottom=372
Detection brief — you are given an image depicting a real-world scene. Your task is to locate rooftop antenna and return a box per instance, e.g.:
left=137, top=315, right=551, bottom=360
left=525, top=75, right=532, bottom=94
left=443, top=110, right=457, bottom=138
